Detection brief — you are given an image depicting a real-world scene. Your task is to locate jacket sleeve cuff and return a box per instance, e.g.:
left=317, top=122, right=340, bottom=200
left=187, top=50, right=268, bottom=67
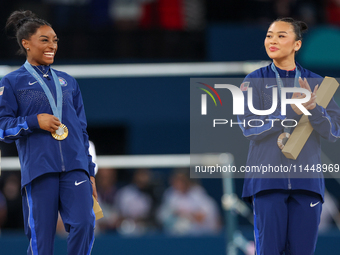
left=89, top=162, right=96, bottom=177
left=26, top=114, right=40, bottom=130
left=308, top=104, right=323, bottom=121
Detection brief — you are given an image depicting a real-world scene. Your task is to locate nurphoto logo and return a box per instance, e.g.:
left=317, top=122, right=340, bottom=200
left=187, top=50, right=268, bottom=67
left=198, top=82, right=312, bottom=128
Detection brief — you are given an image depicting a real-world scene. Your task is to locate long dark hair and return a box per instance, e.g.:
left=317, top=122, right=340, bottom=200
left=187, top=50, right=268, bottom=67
left=5, top=10, right=51, bottom=56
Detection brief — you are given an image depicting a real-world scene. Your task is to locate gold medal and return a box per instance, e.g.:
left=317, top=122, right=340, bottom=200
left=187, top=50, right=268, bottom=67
left=51, top=124, right=68, bottom=140
left=277, top=132, right=290, bottom=150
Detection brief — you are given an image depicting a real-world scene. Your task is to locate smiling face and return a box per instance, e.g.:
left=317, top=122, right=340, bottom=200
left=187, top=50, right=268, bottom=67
left=22, top=25, right=58, bottom=66
left=264, top=21, right=301, bottom=66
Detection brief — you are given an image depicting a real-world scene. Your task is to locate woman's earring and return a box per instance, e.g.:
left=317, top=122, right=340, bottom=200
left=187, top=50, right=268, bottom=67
left=26, top=48, right=30, bottom=51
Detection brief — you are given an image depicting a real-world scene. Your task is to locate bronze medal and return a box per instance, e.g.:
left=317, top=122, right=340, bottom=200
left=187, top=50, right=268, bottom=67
left=51, top=124, right=68, bottom=140
left=277, top=132, right=290, bottom=150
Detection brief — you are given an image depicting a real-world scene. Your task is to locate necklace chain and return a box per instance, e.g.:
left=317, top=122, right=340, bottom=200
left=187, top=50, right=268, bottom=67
left=35, top=66, right=49, bottom=78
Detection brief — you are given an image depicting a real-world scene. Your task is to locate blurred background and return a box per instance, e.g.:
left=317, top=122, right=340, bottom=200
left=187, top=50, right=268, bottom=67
left=1, top=0, right=340, bottom=254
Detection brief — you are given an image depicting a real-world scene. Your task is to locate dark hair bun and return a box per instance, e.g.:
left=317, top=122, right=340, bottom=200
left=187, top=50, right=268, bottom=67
left=298, top=21, right=308, bottom=33
left=5, top=10, right=51, bottom=56
left=6, top=10, right=36, bottom=32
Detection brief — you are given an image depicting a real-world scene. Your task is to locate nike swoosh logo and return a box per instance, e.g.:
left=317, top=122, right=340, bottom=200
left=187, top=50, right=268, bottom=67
left=265, top=84, right=278, bottom=89
left=28, top=81, right=38, bottom=85
left=310, top=201, right=320, bottom=207
left=75, top=180, right=87, bottom=186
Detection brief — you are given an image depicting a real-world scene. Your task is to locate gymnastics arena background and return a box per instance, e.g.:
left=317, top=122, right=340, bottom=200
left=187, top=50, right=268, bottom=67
left=1, top=1, right=340, bottom=254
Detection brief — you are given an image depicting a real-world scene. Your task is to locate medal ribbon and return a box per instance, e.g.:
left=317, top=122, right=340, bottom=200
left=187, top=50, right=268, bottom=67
left=271, top=62, right=301, bottom=98
left=24, top=60, right=62, bottom=121
left=271, top=62, right=301, bottom=134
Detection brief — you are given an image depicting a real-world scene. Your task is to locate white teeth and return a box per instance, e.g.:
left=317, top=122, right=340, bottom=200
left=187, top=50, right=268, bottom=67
left=44, top=53, right=54, bottom=56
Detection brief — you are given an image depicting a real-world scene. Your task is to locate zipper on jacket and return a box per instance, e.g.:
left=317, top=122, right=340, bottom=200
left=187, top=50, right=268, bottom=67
left=59, top=141, right=65, bottom=171
left=287, top=159, right=292, bottom=189
left=285, top=70, right=292, bottom=189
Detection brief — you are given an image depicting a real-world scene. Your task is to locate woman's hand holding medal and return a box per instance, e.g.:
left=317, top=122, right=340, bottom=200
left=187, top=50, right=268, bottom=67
left=38, top=113, right=61, bottom=132
left=37, top=113, right=68, bottom=140
left=291, top=77, right=318, bottom=115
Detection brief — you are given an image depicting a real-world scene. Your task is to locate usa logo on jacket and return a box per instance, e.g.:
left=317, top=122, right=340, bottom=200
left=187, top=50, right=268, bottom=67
left=58, top=77, right=67, bottom=87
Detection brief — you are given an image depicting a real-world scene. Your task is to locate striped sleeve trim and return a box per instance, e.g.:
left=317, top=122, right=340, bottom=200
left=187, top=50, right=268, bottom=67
left=323, top=114, right=340, bottom=140
left=0, top=121, right=29, bottom=140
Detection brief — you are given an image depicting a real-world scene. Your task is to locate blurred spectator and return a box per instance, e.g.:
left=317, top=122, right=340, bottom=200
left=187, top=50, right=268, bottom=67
left=157, top=169, right=220, bottom=236
left=115, top=168, right=158, bottom=235
left=183, top=0, right=205, bottom=31
left=293, top=0, right=325, bottom=26
left=274, top=0, right=296, bottom=19
left=139, top=0, right=205, bottom=30
left=95, top=168, right=119, bottom=233
left=0, top=191, right=7, bottom=231
left=42, top=0, right=91, bottom=31
left=109, top=0, right=144, bottom=30
left=206, top=0, right=324, bottom=26
left=326, top=0, right=340, bottom=26
left=2, top=173, right=24, bottom=229
left=108, top=0, right=143, bottom=58
left=41, top=0, right=92, bottom=59
left=108, top=0, right=205, bottom=59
